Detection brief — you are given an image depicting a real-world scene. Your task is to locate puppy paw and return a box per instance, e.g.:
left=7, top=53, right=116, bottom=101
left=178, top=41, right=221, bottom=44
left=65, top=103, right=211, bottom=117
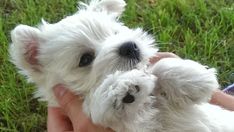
left=112, top=78, right=141, bottom=110
left=110, top=70, right=156, bottom=111
left=89, top=70, right=156, bottom=125
left=152, top=58, right=219, bottom=106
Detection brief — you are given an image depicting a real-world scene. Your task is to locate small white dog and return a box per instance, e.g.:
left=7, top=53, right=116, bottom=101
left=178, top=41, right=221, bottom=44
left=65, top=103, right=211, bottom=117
left=9, top=0, right=234, bottom=131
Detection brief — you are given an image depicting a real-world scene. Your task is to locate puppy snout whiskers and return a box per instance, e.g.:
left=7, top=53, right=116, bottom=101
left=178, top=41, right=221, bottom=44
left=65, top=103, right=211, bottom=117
left=119, top=41, right=140, bottom=61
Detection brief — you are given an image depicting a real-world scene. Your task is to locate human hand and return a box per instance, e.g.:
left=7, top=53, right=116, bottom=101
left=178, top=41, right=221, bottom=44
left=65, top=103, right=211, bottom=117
left=210, top=89, right=234, bottom=111
left=149, top=52, right=179, bottom=64
left=47, top=84, right=114, bottom=132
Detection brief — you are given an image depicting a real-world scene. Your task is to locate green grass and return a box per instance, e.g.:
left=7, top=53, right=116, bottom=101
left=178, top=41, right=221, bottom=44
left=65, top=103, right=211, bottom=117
left=0, top=0, right=233, bottom=131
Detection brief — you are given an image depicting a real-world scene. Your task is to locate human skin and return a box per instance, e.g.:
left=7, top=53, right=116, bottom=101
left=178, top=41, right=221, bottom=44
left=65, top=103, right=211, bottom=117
left=47, top=52, right=234, bottom=132
left=210, top=90, right=234, bottom=111
left=47, top=84, right=114, bottom=132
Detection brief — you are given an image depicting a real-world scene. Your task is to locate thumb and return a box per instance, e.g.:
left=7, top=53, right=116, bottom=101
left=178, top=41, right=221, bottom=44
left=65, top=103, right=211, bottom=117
left=53, top=85, right=107, bottom=132
left=53, top=84, right=83, bottom=123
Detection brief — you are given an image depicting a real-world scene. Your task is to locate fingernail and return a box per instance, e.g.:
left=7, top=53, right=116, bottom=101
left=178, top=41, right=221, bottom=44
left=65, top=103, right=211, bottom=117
left=53, top=84, right=67, bottom=98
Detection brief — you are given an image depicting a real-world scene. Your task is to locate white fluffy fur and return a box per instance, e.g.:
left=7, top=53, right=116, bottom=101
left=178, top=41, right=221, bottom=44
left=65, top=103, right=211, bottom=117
left=88, top=58, right=234, bottom=132
left=9, top=0, right=234, bottom=131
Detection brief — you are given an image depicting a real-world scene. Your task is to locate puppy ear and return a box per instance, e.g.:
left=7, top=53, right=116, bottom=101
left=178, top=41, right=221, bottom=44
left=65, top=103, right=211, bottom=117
left=10, top=25, right=42, bottom=73
left=80, top=0, right=126, bottom=17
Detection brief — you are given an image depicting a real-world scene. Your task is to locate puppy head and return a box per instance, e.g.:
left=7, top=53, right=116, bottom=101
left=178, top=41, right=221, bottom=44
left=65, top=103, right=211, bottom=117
left=10, top=0, right=158, bottom=101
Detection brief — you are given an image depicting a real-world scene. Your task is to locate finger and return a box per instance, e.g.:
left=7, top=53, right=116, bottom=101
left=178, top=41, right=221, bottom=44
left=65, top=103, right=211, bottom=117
left=47, top=107, right=73, bottom=132
left=156, top=52, right=179, bottom=58
left=53, top=85, right=114, bottom=132
left=53, top=84, right=83, bottom=124
left=150, top=52, right=179, bottom=64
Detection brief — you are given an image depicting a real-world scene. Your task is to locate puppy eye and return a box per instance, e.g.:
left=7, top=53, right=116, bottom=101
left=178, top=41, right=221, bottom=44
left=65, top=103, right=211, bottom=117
left=79, top=53, right=94, bottom=67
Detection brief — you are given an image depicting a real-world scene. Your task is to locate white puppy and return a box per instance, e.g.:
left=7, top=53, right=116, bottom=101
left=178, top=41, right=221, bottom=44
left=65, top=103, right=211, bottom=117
left=9, top=0, right=234, bottom=132
left=10, top=0, right=156, bottom=105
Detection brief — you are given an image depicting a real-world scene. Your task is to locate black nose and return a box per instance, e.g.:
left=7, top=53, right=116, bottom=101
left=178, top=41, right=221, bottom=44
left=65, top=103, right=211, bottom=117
left=119, top=42, right=140, bottom=60
left=122, top=93, right=135, bottom=103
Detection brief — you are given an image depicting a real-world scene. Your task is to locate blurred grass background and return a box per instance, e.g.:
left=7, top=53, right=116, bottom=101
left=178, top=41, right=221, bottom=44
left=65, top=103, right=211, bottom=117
left=0, top=0, right=233, bottom=131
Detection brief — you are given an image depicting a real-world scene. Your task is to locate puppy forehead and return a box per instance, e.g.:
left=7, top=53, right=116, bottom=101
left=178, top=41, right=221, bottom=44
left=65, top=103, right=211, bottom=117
left=60, top=11, right=120, bottom=33
left=42, top=11, right=123, bottom=48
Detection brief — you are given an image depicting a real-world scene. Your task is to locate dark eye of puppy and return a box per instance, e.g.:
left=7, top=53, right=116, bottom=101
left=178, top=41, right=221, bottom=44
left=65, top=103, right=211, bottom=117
left=79, top=53, right=94, bottom=67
